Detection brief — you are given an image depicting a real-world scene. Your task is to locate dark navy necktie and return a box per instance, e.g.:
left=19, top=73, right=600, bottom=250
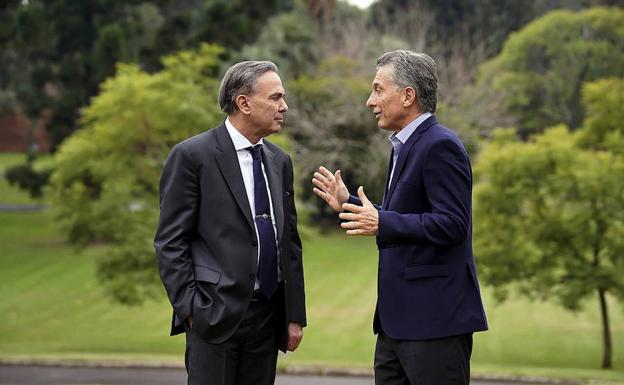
left=247, top=144, right=278, bottom=298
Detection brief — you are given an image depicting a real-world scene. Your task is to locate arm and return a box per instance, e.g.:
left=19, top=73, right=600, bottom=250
left=377, top=139, right=472, bottom=247
left=154, top=144, right=198, bottom=328
left=286, top=156, right=306, bottom=324
left=285, top=156, right=306, bottom=351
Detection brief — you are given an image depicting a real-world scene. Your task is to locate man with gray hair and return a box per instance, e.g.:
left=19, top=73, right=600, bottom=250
left=155, top=61, right=306, bottom=385
left=313, top=50, right=488, bottom=384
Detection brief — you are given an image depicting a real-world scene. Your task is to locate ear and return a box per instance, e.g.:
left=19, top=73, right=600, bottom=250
left=402, top=87, right=417, bottom=108
left=236, top=95, right=252, bottom=115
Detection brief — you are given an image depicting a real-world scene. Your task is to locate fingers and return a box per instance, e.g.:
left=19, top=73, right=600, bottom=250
left=313, top=171, right=330, bottom=187
left=338, top=211, right=357, bottom=221
left=341, top=203, right=363, bottom=213
left=288, top=334, right=302, bottom=351
left=318, top=166, right=335, bottom=181
left=287, top=323, right=304, bottom=351
left=340, top=220, right=359, bottom=230
left=312, top=187, right=327, bottom=200
left=312, top=175, right=329, bottom=191
left=335, top=169, right=343, bottom=185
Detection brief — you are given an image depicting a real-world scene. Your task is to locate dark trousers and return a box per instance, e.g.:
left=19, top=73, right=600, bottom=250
left=374, top=332, right=473, bottom=385
left=185, top=293, right=279, bottom=385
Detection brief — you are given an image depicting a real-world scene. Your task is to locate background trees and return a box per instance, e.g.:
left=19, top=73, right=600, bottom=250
left=0, top=0, right=295, bottom=149
left=6, top=0, right=624, bottom=370
left=49, top=44, right=224, bottom=304
left=469, top=7, right=624, bottom=137
left=473, top=78, right=624, bottom=369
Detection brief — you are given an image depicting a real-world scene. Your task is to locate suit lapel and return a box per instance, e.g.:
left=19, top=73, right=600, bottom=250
left=381, top=148, right=394, bottom=207
left=262, top=143, right=285, bottom=242
left=383, top=116, right=437, bottom=210
left=214, top=124, right=254, bottom=228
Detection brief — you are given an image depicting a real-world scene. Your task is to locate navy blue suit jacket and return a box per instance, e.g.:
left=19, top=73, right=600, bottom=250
left=350, top=115, right=488, bottom=340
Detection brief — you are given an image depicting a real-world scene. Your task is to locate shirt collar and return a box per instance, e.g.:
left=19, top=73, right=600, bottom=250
left=388, top=112, right=432, bottom=145
left=225, top=117, right=264, bottom=151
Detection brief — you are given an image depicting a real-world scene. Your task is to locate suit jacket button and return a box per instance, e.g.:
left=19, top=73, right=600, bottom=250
left=249, top=273, right=255, bottom=280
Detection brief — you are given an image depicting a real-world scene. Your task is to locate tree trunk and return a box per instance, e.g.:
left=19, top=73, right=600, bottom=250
left=598, top=288, right=612, bottom=369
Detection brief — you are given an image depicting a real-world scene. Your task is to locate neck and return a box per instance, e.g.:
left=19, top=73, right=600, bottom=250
left=394, top=110, right=424, bottom=133
left=228, top=113, right=262, bottom=144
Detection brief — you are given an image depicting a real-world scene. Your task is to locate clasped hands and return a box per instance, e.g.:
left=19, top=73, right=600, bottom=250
left=312, top=166, right=379, bottom=236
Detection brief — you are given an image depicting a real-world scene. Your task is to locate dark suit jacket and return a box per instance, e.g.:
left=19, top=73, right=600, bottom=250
left=350, top=115, right=488, bottom=340
left=154, top=123, right=306, bottom=351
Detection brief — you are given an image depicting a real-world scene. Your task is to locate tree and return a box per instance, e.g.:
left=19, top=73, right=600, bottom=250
left=286, top=56, right=388, bottom=220
left=235, top=9, right=321, bottom=79
left=0, top=0, right=295, bottom=150
left=473, top=78, right=624, bottom=369
left=49, top=44, right=225, bottom=305
left=471, top=7, right=624, bottom=137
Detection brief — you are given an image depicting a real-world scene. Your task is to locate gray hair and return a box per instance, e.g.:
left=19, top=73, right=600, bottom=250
left=218, top=61, right=278, bottom=114
left=376, top=50, right=438, bottom=113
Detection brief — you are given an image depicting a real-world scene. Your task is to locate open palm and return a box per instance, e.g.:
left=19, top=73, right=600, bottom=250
left=312, top=166, right=350, bottom=212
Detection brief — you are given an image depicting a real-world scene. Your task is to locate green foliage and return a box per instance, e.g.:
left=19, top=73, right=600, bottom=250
left=287, top=56, right=388, bottom=216
left=5, top=162, right=51, bottom=199
left=577, top=77, right=624, bottom=154
left=474, top=7, right=624, bottom=136
left=194, top=0, right=294, bottom=51
left=236, top=10, right=321, bottom=79
left=474, top=77, right=624, bottom=368
left=0, top=0, right=294, bottom=148
left=475, top=126, right=624, bottom=306
left=49, top=44, right=225, bottom=304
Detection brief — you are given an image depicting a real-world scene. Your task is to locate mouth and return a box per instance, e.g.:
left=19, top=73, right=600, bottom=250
left=373, top=111, right=381, bottom=119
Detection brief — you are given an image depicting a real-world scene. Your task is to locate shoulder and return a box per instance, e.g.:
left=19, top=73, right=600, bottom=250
left=170, top=125, right=221, bottom=160
left=426, top=121, right=467, bottom=154
left=263, top=139, right=291, bottom=162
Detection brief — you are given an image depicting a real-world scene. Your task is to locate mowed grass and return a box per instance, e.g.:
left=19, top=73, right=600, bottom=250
left=1, top=153, right=624, bottom=383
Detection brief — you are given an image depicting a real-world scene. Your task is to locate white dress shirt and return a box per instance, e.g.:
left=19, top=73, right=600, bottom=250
left=225, top=118, right=282, bottom=289
left=388, top=112, right=432, bottom=187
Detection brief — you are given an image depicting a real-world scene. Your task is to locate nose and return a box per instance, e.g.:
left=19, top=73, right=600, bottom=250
left=280, top=98, right=288, bottom=113
left=366, top=92, right=375, bottom=108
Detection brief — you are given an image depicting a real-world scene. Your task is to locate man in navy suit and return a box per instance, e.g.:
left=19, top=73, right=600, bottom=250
left=313, top=50, right=488, bottom=384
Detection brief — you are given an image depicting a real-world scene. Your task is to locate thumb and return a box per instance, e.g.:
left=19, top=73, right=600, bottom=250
left=357, top=186, right=371, bottom=205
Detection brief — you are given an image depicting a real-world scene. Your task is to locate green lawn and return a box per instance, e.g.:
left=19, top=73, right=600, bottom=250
left=1, top=154, right=624, bottom=384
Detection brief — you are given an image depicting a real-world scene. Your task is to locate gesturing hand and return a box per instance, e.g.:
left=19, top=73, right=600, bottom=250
left=339, top=186, right=379, bottom=236
left=312, top=166, right=350, bottom=212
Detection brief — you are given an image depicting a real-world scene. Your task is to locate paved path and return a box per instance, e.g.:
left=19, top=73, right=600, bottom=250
left=0, top=365, right=525, bottom=385
left=0, top=203, right=46, bottom=211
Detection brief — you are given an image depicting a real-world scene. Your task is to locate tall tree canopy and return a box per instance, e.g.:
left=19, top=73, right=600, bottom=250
left=49, top=44, right=225, bottom=304
left=473, top=78, right=624, bottom=369
left=472, top=7, right=624, bottom=137
left=0, top=0, right=294, bottom=148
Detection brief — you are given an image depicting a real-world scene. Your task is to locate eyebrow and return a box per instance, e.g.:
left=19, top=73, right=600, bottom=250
left=269, top=91, right=285, bottom=98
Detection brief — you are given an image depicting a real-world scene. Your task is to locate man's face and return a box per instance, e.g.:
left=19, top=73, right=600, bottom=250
left=366, top=64, right=408, bottom=132
left=247, top=71, right=288, bottom=137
